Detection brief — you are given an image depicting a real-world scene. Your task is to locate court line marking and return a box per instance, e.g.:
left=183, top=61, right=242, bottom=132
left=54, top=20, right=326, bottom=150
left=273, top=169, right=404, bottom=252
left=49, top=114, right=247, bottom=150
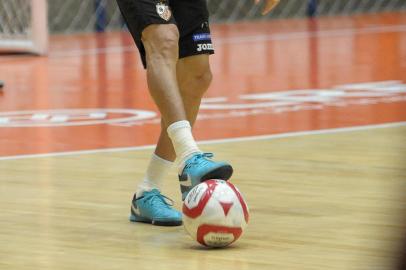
left=49, top=23, right=406, bottom=58
left=0, top=121, right=405, bottom=161
left=216, top=24, right=406, bottom=44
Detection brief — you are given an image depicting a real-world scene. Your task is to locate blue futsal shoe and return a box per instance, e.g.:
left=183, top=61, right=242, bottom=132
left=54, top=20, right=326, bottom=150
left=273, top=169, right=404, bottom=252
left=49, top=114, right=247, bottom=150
left=129, top=189, right=182, bottom=226
left=179, top=153, right=233, bottom=200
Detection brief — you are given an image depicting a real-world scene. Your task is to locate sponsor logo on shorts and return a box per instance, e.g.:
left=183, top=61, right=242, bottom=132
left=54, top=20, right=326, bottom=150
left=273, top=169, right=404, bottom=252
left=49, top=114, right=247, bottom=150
left=197, top=43, right=214, bottom=52
left=193, top=33, right=211, bottom=42
left=156, top=2, right=171, bottom=21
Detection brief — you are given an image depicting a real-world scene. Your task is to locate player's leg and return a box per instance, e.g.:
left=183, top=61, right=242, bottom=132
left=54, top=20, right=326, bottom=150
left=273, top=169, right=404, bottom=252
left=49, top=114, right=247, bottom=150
left=173, top=15, right=234, bottom=200
left=141, top=23, right=231, bottom=197
left=116, top=0, right=232, bottom=225
left=141, top=24, right=186, bottom=125
left=154, top=54, right=212, bottom=162
left=116, top=0, right=184, bottom=226
left=153, top=54, right=223, bottom=200
left=149, top=9, right=233, bottom=200
left=177, top=55, right=213, bottom=135
left=137, top=8, right=232, bottom=201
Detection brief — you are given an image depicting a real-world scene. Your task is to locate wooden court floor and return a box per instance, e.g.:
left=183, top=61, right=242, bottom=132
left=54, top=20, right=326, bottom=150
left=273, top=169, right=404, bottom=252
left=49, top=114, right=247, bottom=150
left=0, top=126, right=405, bottom=270
left=1, top=11, right=406, bottom=270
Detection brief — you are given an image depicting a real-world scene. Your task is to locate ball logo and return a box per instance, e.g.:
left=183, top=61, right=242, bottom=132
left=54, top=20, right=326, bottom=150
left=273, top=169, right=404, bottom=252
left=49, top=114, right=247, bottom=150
left=203, top=232, right=234, bottom=247
left=185, top=184, right=207, bottom=209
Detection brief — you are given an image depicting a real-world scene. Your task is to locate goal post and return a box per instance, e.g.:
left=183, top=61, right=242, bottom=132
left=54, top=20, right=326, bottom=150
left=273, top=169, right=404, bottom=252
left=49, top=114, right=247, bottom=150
left=0, top=0, right=48, bottom=55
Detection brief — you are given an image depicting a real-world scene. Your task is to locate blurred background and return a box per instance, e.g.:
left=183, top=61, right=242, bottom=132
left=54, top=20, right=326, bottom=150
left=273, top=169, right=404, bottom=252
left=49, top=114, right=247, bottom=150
left=1, top=0, right=406, bottom=35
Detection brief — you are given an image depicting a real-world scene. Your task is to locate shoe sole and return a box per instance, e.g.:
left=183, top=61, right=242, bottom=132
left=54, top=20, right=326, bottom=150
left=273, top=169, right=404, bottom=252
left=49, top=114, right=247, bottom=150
left=181, top=164, right=234, bottom=200
left=129, top=214, right=183, bottom=226
left=201, top=164, right=233, bottom=182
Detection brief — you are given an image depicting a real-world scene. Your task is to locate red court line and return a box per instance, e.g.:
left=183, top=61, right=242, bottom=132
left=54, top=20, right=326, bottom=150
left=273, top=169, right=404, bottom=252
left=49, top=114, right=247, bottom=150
left=0, top=12, right=405, bottom=157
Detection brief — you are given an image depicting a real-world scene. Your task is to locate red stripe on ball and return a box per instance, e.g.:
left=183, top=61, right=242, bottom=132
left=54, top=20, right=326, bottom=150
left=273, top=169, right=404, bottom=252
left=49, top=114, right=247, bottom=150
left=227, top=182, right=249, bottom=224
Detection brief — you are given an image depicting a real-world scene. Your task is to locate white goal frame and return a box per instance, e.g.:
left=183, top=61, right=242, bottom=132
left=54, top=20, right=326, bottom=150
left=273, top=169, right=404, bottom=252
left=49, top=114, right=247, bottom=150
left=0, top=0, right=48, bottom=55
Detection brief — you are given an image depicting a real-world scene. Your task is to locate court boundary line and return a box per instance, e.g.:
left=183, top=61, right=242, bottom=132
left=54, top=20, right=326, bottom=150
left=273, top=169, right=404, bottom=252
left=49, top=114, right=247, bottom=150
left=1, top=121, right=405, bottom=161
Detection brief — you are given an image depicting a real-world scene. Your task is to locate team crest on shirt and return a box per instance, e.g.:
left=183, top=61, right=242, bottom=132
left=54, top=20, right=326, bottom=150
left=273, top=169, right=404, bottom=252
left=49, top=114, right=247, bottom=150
left=156, top=2, right=171, bottom=21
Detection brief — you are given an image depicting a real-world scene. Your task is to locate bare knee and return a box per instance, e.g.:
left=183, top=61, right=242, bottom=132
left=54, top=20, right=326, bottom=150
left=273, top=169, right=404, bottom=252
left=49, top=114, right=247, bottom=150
left=178, top=56, right=213, bottom=98
left=142, top=24, right=179, bottom=64
left=195, top=66, right=213, bottom=90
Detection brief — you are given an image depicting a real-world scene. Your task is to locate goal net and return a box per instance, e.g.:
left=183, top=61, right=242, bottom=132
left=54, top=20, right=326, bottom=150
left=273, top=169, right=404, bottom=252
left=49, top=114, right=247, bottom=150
left=1, top=0, right=405, bottom=55
left=0, top=0, right=48, bottom=55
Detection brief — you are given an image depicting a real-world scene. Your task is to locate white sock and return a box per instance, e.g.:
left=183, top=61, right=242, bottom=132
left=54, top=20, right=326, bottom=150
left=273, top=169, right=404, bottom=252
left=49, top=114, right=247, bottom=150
left=136, top=153, right=173, bottom=198
left=167, top=120, right=201, bottom=164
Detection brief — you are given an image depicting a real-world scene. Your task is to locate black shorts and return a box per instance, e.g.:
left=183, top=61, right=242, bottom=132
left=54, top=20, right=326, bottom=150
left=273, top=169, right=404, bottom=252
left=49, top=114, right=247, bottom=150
left=116, top=0, right=214, bottom=68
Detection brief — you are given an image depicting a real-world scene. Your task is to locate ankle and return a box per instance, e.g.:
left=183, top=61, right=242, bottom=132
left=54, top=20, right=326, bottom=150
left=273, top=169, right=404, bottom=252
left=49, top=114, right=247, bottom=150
left=167, top=120, right=201, bottom=162
left=136, top=153, right=173, bottom=197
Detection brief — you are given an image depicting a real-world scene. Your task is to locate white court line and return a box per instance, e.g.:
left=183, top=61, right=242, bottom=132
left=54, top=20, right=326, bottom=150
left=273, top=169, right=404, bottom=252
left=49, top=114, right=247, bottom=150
left=0, top=121, right=405, bottom=161
left=216, top=24, right=406, bottom=44
left=49, top=24, right=406, bottom=58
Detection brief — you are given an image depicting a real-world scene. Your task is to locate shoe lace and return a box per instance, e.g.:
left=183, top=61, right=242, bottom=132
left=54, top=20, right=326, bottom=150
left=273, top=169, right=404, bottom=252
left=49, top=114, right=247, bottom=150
left=135, top=191, right=174, bottom=208
left=184, top=152, right=214, bottom=170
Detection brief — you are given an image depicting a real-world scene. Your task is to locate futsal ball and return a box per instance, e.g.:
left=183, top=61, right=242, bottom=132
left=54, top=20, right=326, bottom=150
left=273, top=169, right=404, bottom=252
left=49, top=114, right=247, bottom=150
left=182, top=179, right=249, bottom=247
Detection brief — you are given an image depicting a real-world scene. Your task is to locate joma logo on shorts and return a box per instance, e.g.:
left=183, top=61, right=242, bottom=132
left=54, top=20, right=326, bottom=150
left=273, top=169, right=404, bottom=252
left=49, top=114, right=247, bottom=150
left=197, top=43, right=213, bottom=52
